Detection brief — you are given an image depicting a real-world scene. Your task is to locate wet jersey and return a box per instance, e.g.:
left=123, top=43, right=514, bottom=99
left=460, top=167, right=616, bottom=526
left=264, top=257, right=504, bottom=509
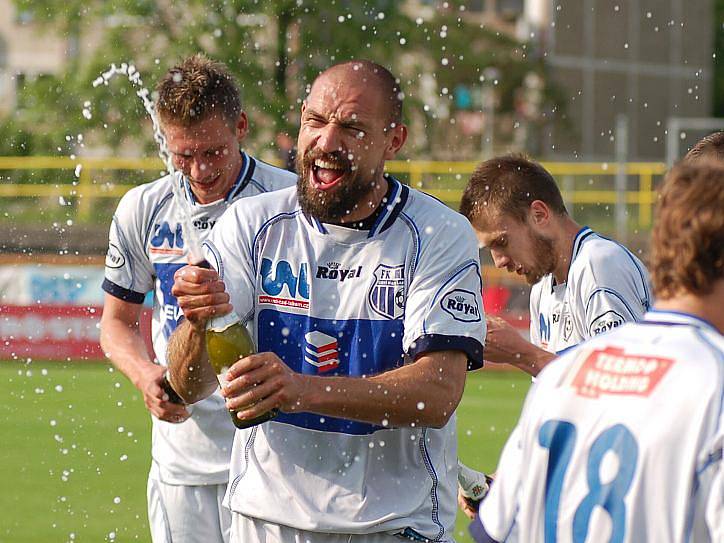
left=529, top=227, right=651, bottom=355
left=205, top=178, right=486, bottom=539
left=102, top=154, right=296, bottom=485
left=473, top=311, right=723, bottom=543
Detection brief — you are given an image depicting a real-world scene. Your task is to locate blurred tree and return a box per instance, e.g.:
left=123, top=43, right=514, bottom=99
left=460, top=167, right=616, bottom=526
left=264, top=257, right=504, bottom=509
left=7, top=0, right=558, bottom=161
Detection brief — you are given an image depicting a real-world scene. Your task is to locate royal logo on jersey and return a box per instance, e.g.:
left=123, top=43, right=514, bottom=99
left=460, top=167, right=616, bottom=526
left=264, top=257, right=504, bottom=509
left=368, top=264, right=405, bottom=319
left=105, top=243, right=126, bottom=269
left=570, top=346, right=674, bottom=398
left=303, top=331, right=340, bottom=373
left=440, top=289, right=481, bottom=322
left=590, top=310, right=625, bottom=336
left=316, top=262, right=363, bottom=282
left=150, top=221, right=184, bottom=255
left=193, top=216, right=216, bottom=230
left=259, top=257, right=310, bottom=309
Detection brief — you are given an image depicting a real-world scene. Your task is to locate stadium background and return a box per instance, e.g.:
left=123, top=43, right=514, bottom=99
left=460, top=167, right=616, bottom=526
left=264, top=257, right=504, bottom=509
left=2, top=0, right=722, bottom=541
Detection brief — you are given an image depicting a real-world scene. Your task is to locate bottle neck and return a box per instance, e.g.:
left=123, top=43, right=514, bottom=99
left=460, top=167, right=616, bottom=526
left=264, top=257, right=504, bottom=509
left=206, top=311, right=241, bottom=333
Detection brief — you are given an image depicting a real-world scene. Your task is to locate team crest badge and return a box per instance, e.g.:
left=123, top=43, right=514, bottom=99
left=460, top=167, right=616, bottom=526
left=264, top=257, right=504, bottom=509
left=368, top=264, right=405, bottom=319
left=563, top=313, right=573, bottom=341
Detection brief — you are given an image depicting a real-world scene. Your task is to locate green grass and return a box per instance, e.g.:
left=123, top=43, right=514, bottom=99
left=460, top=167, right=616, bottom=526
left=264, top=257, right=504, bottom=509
left=1, top=362, right=529, bottom=543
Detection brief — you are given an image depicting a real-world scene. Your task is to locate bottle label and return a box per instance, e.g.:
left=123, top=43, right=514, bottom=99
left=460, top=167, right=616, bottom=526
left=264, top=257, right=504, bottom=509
left=207, top=311, right=240, bottom=333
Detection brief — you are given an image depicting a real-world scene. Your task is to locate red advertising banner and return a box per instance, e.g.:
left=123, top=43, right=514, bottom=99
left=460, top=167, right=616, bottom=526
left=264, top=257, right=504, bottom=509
left=0, top=305, right=153, bottom=361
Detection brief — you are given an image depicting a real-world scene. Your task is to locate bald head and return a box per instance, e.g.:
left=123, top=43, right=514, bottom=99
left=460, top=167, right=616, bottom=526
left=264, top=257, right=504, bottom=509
left=311, top=60, right=403, bottom=126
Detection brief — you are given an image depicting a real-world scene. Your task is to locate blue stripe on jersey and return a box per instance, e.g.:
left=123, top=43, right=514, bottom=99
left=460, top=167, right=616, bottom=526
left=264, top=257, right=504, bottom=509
left=409, top=334, right=484, bottom=370
left=469, top=519, right=501, bottom=543
left=369, top=177, right=404, bottom=238
left=153, top=263, right=185, bottom=338
left=251, top=211, right=304, bottom=275
left=203, top=240, right=224, bottom=280
left=418, top=427, right=445, bottom=541
left=596, top=232, right=651, bottom=309
left=102, top=278, right=145, bottom=304
left=225, top=152, right=251, bottom=202
left=399, top=211, right=421, bottom=282
left=143, top=192, right=174, bottom=249
left=257, top=309, right=405, bottom=435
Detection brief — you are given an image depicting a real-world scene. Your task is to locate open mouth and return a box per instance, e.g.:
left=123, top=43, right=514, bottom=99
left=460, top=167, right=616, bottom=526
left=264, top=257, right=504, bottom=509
left=311, top=159, right=347, bottom=190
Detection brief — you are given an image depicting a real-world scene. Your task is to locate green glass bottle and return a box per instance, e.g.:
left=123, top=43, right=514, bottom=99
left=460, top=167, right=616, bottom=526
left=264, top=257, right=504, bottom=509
left=205, top=311, right=278, bottom=429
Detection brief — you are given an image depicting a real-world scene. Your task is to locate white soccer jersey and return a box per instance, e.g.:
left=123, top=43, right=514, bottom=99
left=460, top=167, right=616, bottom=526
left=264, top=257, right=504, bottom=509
left=473, top=311, right=723, bottom=543
left=103, top=153, right=296, bottom=485
left=529, top=227, right=651, bottom=354
left=204, top=178, right=486, bottom=540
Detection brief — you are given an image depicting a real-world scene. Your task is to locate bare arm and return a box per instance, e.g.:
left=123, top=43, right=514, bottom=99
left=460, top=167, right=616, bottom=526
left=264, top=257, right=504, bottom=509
left=100, top=293, right=189, bottom=422
left=166, top=263, right=232, bottom=404
left=484, top=315, right=555, bottom=376
left=223, top=349, right=468, bottom=429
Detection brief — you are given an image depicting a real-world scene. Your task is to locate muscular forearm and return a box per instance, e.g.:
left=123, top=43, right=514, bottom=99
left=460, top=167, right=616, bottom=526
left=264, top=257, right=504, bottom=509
left=508, top=345, right=556, bottom=376
left=166, top=319, right=218, bottom=403
left=100, top=317, right=154, bottom=387
left=300, top=351, right=467, bottom=428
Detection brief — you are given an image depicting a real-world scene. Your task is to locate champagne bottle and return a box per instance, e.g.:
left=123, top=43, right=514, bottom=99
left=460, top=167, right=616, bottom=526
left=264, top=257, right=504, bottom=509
left=205, top=311, right=278, bottom=429
left=160, top=373, right=185, bottom=404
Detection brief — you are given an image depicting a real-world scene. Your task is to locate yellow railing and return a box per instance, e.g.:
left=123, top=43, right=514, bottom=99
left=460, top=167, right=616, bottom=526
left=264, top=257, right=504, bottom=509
left=0, top=156, right=667, bottom=225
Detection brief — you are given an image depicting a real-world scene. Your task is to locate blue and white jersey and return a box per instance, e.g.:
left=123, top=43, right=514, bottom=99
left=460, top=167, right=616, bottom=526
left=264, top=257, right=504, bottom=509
left=472, top=311, right=723, bottom=543
left=102, top=153, right=296, bottom=485
left=205, top=178, right=485, bottom=539
left=529, top=227, right=651, bottom=355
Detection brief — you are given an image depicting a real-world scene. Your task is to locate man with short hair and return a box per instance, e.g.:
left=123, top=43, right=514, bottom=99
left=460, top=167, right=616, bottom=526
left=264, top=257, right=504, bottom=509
left=99, top=54, right=296, bottom=543
left=459, top=155, right=651, bottom=377
left=684, top=130, right=724, bottom=163
left=167, top=60, right=485, bottom=542
left=470, top=161, right=723, bottom=543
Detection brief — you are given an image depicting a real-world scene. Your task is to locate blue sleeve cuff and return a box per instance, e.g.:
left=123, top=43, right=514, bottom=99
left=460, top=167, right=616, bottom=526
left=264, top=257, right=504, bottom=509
left=408, top=334, right=484, bottom=371
left=469, top=518, right=501, bottom=543
left=102, top=278, right=145, bottom=304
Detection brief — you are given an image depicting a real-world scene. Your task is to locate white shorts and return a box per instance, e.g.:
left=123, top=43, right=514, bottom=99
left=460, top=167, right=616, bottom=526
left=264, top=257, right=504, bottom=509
left=230, top=514, right=446, bottom=543
left=147, top=476, right=231, bottom=543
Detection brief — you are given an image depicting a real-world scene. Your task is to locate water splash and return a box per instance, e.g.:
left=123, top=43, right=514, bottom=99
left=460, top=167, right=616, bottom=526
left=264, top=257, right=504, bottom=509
left=90, top=62, right=204, bottom=263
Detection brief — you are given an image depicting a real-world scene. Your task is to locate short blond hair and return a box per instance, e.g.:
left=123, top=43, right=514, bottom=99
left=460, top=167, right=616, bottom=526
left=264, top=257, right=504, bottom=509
left=155, top=54, right=241, bottom=127
left=651, top=162, right=724, bottom=299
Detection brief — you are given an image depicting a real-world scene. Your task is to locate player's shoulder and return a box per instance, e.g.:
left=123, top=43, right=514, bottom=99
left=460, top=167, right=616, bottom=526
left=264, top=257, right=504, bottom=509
left=403, top=183, right=476, bottom=243
left=541, top=319, right=723, bottom=389
left=246, top=156, right=297, bottom=192
left=114, top=173, right=175, bottom=220
left=570, top=230, right=646, bottom=284
left=222, top=184, right=299, bottom=231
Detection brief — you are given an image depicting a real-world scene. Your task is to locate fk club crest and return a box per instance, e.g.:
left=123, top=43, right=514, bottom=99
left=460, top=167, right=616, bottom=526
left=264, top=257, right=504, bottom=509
left=368, top=264, right=405, bottom=320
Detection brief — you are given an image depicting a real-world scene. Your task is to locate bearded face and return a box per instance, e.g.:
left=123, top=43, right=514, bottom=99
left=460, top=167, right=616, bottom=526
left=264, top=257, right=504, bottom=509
left=524, top=230, right=557, bottom=285
left=296, top=147, right=381, bottom=223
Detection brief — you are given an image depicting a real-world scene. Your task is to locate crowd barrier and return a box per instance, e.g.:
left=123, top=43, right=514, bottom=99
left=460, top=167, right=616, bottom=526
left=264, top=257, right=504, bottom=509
left=0, top=264, right=527, bottom=362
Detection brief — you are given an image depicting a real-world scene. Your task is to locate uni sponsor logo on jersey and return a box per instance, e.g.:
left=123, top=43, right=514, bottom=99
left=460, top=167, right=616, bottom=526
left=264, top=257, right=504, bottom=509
left=150, top=221, right=184, bottom=255
left=303, top=331, right=340, bottom=373
left=590, top=310, right=625, bottom=336
left=259, top=258, right=310, bottom=309
left=316, top=262, right=362, bottom=282
left=570, top=346, right=674, bottom=398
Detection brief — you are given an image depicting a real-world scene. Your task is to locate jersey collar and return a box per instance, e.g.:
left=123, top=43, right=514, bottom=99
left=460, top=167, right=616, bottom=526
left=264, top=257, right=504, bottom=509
left=556, top=226, right=595, bottom=289
left=302, top=175, right=409, bottom=238
left=180, top=150, right=252, bottom=206
left=643, top=309, right=720, bottom=335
